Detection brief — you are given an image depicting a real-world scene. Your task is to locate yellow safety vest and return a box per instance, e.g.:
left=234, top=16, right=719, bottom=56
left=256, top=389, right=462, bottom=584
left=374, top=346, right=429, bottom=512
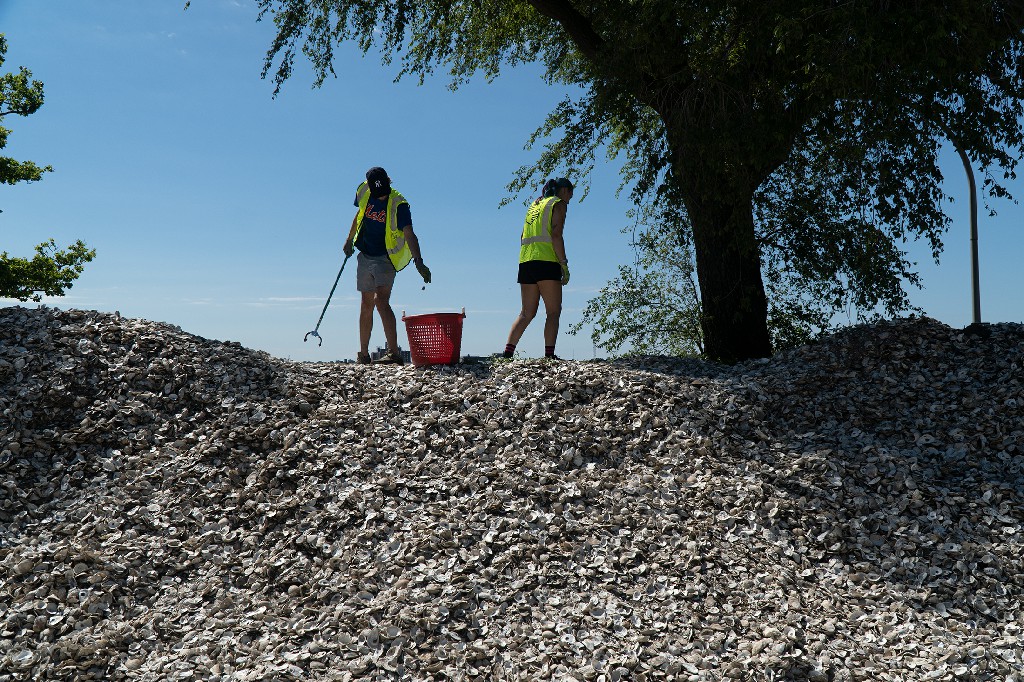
left=353, top=182, right=412, bottom=272
left=519, top=196, right=561, bottom=264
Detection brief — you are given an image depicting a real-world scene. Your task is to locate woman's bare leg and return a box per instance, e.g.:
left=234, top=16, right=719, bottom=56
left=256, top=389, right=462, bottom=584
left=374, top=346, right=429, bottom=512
left=506, top=284, right=541, bottom=346
left=537, top=279, right=563, bottom=349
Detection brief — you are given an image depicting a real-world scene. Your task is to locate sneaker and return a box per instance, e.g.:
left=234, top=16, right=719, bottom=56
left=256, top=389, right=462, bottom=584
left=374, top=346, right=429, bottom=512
left=543, top=354, right=562, bottom=361
left=374, top=349, right=405, bottom=365
left=356, top=351, right=371, bottom=365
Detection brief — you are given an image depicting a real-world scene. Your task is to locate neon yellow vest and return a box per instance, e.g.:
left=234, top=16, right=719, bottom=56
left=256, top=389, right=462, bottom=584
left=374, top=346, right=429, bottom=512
left=519, top=196, right=561, bottom=264
left=353, top=182, right=412, bottom=272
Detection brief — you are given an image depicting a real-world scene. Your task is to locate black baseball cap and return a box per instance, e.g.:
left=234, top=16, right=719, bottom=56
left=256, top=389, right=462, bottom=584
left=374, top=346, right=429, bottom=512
left=366, top=167, right=391, bottom=196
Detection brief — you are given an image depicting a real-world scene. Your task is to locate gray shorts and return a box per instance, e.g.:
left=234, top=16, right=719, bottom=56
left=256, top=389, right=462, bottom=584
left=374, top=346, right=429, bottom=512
left=356, top=252, right=397, bottom=292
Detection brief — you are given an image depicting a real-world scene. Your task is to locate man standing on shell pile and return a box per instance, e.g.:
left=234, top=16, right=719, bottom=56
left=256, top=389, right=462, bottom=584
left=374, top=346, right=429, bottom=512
left=343, top=167, right=431, bottom=364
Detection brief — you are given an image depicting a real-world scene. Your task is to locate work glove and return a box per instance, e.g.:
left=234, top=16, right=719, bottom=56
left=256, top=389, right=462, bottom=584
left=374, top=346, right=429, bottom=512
left=415, top=258, right=432, bottom=284
left=343, top=240, right=355, bottom=258
left=560, top=262, right=570, bottom=286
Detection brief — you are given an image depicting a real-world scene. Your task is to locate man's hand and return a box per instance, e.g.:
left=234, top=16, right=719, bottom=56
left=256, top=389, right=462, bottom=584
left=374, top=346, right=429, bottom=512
left=343, top=240, right=355, bottom=258
left=415, top=259, right=432, bottom=284
left=560, top=262, right=570, bottom=286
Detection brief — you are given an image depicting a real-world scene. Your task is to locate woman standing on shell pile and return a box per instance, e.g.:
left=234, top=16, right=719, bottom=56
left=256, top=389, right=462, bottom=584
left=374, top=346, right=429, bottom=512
left=501, top=178, right=574, bottom=360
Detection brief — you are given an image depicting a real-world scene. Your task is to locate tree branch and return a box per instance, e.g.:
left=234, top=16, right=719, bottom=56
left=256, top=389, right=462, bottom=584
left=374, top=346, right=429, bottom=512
left=0, top=107, right=34, bottom=118
left=526, top=0, right=604, bottom=61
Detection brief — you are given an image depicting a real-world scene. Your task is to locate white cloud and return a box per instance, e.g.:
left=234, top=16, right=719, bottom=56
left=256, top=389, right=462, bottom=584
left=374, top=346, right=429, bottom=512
left=262, top=296, right=326, bottom=303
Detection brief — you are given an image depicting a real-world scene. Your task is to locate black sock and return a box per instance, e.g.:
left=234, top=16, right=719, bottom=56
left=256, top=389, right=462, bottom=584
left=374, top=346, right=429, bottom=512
left=545, top=345, right=556, bottom=357
left=503, top=344, right=516, bottom=358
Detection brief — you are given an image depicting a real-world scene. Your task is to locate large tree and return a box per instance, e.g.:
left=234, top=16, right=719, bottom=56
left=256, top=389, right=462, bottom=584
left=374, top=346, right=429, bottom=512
left=570, top=199, right=837, bottom=357
left=0, top=34, right=95, bottom=302
left=244, top=1, right=1024, bottom=362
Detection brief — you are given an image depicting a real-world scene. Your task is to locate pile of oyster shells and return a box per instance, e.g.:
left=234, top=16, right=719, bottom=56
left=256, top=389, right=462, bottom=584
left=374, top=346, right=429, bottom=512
left=1, top=306, right=1022, bottom=682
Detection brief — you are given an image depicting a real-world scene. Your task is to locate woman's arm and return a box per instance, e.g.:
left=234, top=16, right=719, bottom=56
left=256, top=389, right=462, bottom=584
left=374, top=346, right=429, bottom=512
left=550, top=201, right=568, bottom=264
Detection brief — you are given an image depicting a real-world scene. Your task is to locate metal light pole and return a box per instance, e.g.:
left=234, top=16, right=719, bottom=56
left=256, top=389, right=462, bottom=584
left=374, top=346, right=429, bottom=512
left=940, top=123, right=988, bottom=336
left=950, top=144, right=982, bottom=326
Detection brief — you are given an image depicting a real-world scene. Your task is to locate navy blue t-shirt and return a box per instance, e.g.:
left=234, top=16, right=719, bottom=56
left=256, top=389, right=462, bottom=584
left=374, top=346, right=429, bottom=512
left=353, top=194, right=412, bottom=257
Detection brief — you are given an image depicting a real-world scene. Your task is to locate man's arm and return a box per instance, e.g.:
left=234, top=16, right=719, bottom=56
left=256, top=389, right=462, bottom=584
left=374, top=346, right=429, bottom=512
left=344, top=214, right=359, bottom=255
left=402, top=225, right=424, bottom=262
left=403, top=225, right=431, bottom=283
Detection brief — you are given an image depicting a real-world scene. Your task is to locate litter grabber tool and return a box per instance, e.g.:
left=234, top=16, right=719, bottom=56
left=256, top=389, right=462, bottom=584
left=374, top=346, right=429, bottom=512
left=304, top=253, right=351, bottom=346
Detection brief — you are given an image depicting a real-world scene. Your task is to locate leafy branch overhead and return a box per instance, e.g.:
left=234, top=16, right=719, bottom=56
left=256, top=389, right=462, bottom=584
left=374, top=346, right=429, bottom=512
left=0, top=35, right=51, bottom=186
left=248, top=1, right=1024, bottom=362
left=0, top=33, right=95, bottom=301
left=0, top=240, right=96, bottom=302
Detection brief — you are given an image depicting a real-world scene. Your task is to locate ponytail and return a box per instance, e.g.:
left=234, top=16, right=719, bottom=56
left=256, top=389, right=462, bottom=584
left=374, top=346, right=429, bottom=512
left=540, top=177, right=573, bottom=199
left=540, top=178, right=557, bottom=199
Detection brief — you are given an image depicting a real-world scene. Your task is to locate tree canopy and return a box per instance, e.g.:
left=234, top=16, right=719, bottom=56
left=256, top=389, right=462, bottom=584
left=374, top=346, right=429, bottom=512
left=0, top=35, right=50, bottom=186
left=0, top=34, right=95, bottom=302
left=246, top=0, right=1024, bottom=361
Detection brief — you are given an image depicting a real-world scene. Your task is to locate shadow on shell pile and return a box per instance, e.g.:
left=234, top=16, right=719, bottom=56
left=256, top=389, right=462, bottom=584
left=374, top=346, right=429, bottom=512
left=1, top=306, right=1023, bottom=682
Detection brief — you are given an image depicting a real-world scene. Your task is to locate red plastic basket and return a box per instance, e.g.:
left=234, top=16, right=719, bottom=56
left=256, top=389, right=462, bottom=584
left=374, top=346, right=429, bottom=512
left=402, top=309, right=467, bottom=367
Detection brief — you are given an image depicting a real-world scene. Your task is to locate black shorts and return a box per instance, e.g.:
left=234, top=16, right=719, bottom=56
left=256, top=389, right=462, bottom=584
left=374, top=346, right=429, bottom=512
left=517, top=260, right=561, bottom=284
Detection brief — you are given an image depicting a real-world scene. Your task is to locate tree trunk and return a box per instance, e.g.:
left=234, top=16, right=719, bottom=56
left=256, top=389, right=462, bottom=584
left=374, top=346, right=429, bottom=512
left=647, top=80, right=779, bottom=364
left=645, top=80, right=789, bottom=363
left=669, top=146, right=773, bottom=363
left=687, top=194, right=772, bottom=363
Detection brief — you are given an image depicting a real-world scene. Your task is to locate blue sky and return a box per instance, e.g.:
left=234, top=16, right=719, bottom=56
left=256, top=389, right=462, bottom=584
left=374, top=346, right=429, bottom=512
left=2, top=1, right=1021, bottom=361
